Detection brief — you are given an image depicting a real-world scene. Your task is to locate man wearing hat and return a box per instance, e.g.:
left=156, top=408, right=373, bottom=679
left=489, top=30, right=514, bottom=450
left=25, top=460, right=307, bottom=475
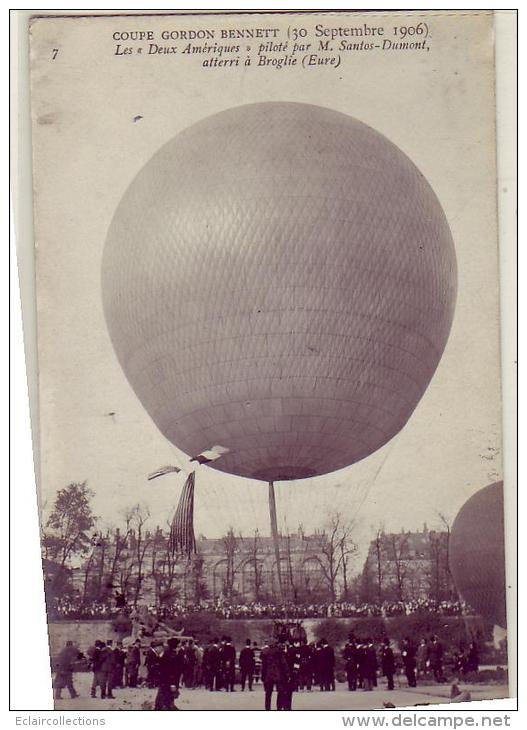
left=154, top=638, right=181, bottom=710
left=125, top=640, right=141, bottom=688
left=203, top=638, right=221, bottom=691
left=54, top=640, right=80, bottom=700
left=145, top=640, right=160, bottom=688
left=239, top=639, right=255, bottom=691
left=219, top=636, right=236, bottom=692
left=261, top=640, right=290, bottom=711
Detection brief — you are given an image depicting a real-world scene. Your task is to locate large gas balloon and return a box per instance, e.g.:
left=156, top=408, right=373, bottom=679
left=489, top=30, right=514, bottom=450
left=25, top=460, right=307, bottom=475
left=102, top=102, right=457, bottom=481
left=449, top=481, right=507, bottom=628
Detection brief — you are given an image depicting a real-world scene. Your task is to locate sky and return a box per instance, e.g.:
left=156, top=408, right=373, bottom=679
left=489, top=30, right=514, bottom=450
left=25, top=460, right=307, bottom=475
left=30, top=12, right=503, bottom=563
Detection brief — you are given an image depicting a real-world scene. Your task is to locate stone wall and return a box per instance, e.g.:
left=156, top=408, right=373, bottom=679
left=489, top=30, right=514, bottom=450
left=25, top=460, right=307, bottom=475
left=47, top=620, right=121, bottom=657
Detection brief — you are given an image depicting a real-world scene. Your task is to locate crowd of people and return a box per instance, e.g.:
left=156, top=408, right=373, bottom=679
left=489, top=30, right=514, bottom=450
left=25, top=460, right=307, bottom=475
left=50, top=596, right=468, bottom=622
left=53, top=631, right=481, bottom=710
left=213, top=599, right=467, bottom=620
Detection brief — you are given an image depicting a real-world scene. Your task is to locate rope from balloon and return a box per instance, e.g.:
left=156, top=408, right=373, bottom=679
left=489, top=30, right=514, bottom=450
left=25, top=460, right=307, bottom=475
left=268, top=481, right=284, bottom=601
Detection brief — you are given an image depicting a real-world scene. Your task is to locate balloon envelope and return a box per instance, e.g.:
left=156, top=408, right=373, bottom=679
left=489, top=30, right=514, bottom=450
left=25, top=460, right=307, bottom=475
left=102, top=102, right=457, bottom=481
left=449, top=481, right=507, bottom=627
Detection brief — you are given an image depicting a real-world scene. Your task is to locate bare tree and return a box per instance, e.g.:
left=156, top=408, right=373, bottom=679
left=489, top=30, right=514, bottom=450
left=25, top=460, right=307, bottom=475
left=190, top=552, right=209, bottom=604
left=339, top=529, right=357, bottom=600
left=90, top=529, right=112, bottom=599
left=318, top=512, right=357, bottom=601
left=247, top=529, right=265, bottom=602
left=359, top=554, right=376, bottom=604
left=427, top=530, right=443, bottom=603
left=150, top=518, right=182, bottom=605
left=387, top=533, right=410, bottom=601
left=221, top=527, right=242, bottom=601
left=104, top=526, right=133, bottom=600
left=437, top=511, right=456, bottom=599
left=80, top=544, right=97, bottom=604
left=372, top=528, right=385, bottom=604
left=125, top=504, right=152, bottom=608
left=285, top=532, right=299, bottom=602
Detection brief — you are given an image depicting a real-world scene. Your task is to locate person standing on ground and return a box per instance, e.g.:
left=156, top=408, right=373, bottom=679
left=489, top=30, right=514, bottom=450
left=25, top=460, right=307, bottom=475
left=239, top=639, right=255, bottom=691
left=381, top=637, right=395, bottom=691
left=356, top=641, right=366, bottom=689
left=145, top=641, right=160, bottom=688
left=154, top=638, right=181, bottom=711
left=183, top=640, right=196, bottom=688
left=343, top=637, right=359, bottom=691
left=112, top=641, right=126, bottom=689
left=100, top=639, right=118, bottom=699
left=194, top=641, right=204, bottom=687
left=54, top=640, right=80, bottom=700
left=318, top=639, right=336, bottom=691
left=277, top=642, right=294, bottom=710
left=298, top=641, right=314, bottom=691
left=89, top=640, right=105, bottom=698
left=261, top=640, right=290, bottom=711
left=203, top=638, right=221, bottom=691
left=362, top=639, right=377, bottom=691
left=289, top=640, right=302, bottom=693
left=401, top=637, right=417, bottom=688
left=429, top=635, right=445, bottom=683
left=220, top=637, right=236, bottom=692
left=125, top=640, right=141, bottom=688
left=416, top=638, right=429, bottom=680
left=252, top=641, right=262, bottom=685
left=465, top=641, right=479, bottom=674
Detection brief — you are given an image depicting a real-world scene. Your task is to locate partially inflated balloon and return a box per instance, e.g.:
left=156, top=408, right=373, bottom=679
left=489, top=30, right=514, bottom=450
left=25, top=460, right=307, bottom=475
left=450, top=481, right=507, bottom=627
left=102, top=102, right=457, bottom=481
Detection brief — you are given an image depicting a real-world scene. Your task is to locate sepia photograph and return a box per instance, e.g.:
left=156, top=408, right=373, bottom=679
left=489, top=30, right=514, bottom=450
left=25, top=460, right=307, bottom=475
left=16, top=8, right=514, bottom=712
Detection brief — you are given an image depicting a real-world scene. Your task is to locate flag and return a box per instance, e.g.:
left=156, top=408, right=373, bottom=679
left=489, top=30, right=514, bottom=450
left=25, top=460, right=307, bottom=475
left=170, top=471, right=196, bottom=557
left=190, top=444, right=230, bottom=464
left=148, top=465, right=182, bottom=481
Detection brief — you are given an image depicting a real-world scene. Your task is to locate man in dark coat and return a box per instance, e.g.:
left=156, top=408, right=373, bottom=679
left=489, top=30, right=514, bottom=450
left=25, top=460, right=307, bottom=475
left=317, top=639, right=335, bottom=691
left=465, top=641, right=479, bottom=673
left=183, top=640, right=196, bottom=688
left=277, top=643, right=294, bottom=710
left=429, top=636, right=444, bottom=683
left=343, top=638, right=359, bottom=691
left=112, top=641, right=126, bottom=689
left=252, top=641, right=262, bottom=684
left=261, top=640, right=290, bottom=710
left=363, top=639, right=378, bottom=691
left=239, top=639, right=255, bottom=691
left=124, top=640, right=141, bottom=688
left=219, top=637, right=236, bottom=692
left=154, top=638, right=181, bottom=710
left=356, top=642, right=367, bottom=689
left=88, top=640, right=105, bottom=698
left=145, top=641, right=160, bottom=688
left=288, top=640, right=302, bottom=692
left=401, top=637, right=417, bottom=688
left=100, top=640, right=118, bottom=699
left=54, top=641, right=80, bottom=699
left=203, top=639, right=222, bottom=691
left=298, top=641, right=314, bottom=691
left=381, top=638, right=396, bottom=690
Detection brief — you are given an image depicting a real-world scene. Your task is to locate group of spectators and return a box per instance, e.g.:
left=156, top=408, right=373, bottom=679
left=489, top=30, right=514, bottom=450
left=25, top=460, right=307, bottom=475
left=213, top=599, right=466, bottom=619
left=50, top=596, right=468, bottom=621
left=53, top=631, right=481, bottom=710
left=340, top=635, right=467, bottom=691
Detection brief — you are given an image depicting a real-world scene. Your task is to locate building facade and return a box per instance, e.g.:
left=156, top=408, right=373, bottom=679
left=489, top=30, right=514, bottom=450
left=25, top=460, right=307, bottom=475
left=360, top=525, right=456, bottom=603
left=70, top=529, right=331, bottom=606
